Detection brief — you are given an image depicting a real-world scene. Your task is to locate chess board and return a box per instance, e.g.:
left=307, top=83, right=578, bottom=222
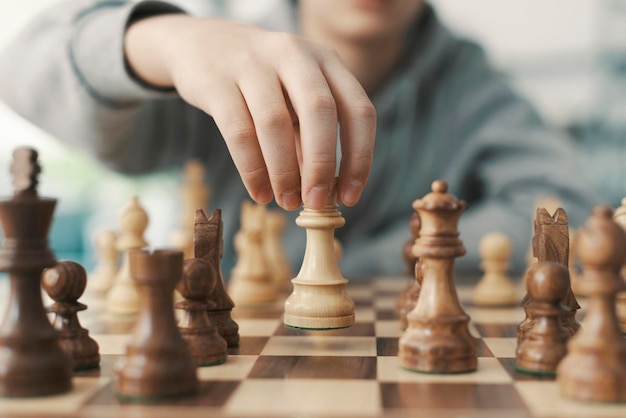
left=0, top=276, right=624, bottom=418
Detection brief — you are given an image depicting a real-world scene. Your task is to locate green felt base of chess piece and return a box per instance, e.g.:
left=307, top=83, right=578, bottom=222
left=283, top=324, right=351, bottom=331
left=401, top=366, right=478, bottom=375
left=515, top=365, right=556, bottom=377
left=198, top=358, right=227, bottom=367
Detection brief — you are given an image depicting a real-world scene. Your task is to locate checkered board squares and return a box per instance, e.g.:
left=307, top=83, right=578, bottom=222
left=0, top=277, right=624, bottom=418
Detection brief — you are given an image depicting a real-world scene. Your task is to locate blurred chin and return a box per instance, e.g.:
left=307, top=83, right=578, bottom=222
left=332, top=16, right=403, bottom=41
left=333, top=0, right=421, bottom=40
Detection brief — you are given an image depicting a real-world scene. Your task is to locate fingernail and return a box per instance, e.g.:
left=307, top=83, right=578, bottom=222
left=280, top=191, right=301, bottom=210
left=256, top=186, right=273, bottom=205
left=341, top=180, right=363, bottom=207
left=306, top=185, right=329, bottom=209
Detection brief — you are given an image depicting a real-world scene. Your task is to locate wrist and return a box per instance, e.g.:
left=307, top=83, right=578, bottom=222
left=124, top=14, right=188, bottom=88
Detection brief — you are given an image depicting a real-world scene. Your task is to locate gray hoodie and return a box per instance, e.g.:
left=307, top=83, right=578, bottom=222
left=0, top=0, right=597, bottom=278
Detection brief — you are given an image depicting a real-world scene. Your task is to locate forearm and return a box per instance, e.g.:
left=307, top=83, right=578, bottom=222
left=124, top=13, right=189, bottom=88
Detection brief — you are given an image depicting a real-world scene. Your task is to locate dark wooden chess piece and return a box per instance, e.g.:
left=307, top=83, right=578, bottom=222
left=176, top=257, right=228, bottom=366
left=557, top=206, right=626, bottom=402
left=0, top=147, right=72, bottom=396
left=515, top=261, right=569, bottom=376
left=396, top=211, right=422, bottom=330
left=518, top=208, right=580, bottom=343
left=115, top=249, right=197, bottom=400
left=195, top=209, right=239, bottom=347
left=43, top=260, right=100, bottom=371
left=398, top=180, right=477, bottom=373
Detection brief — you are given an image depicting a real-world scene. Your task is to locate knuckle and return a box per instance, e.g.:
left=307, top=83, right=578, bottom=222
left=256, top=107, right=292, bottom=131
left=240, top=163, right=268, bottom=179
left=307, top=151, right=337, bottom=168
left=269, top=31, right=301, bottom=50
left=308, top=92, right=337, bottom=116
left=352, top=99, right=377, bottom=122
left=222, top=119, right=257, bottom=145
left=316, top=45, right=340, bottom=62
left=270, top=166, right=300, bottom=184
left=232, top=49, right=256, bottom=69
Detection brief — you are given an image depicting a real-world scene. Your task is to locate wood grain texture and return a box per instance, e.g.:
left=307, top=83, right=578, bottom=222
left=195, top=209, right=240, bottom=347
left=0, top=147, right=72, bottom=397
left=43, top=260, right=100, bottom=371
left=519, top=207, right=580, bottom=343
left=515, top=261, right=569, bottom=375
left=115, top=249, right=198, bottom=400
left=557, top=206, right=626, bottom=402
left=399, top=180, right=477, bottom=373
left=176, top=258, right=228, bottom=366
left=284, top=179, right=355, bottom=330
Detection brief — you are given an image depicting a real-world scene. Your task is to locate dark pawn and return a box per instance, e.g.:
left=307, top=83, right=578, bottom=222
left=176, top=258, right=228, bottom=366
left=43, top=261, right=100, bottom=371
left=0, top=147, right=72, bottom=397
left=115, top=249, right=197, bottom=401
left=516, top=261, right=569, bottom=376
left=195, top=209, right=239, bottom=347
left=519, top=208, right=580, bottom=343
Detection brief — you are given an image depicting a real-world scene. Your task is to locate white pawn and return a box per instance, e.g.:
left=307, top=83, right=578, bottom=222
left=263, top=209, right=292, bottom=294
left=89, top=229, right=119, bottom=295
left=171, top=161, right=210, bottom=259
left=229, top=201, right=276, bottom=305
left=284, top=179, right=355, bottom=330
left=472, top=232, right=518, bottom=306
left=106, top=196, right=148, bottom=316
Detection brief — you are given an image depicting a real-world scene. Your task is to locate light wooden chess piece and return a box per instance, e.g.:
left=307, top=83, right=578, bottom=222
left=398, top=180, right=476, bottom=373
left=397, top=211, right=421, bottom=330
left=171, top=160, right=210, bottom=258
left=229, top=201, right=276, bottom=305
left=284, top=179, right=355, bottom=330
left=0, top=147, right=72, bottom=396
left=612, top=197, right=626, bottom=333
left=472, top=232, right=518, bottom=306
left=88, top=229, right=119, bottom=295
left=557, top=206, right=626, bottom=402
left=115, top=249, right=198, bottom=400
left=515, top=261, right=569, bottom=376
left=43, top=261, right=100, bottom=371
left=106, top=196, right=148, bottom=316
left=263, top=209, right=293, bottom=294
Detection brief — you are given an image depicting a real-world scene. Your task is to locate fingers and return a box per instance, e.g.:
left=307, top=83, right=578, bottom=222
left=319, top=53, right=376, bottom=207
left=277, top=37, right=376, bottom=209
left=170, top=23, right=375, bottom=210
left=238, top=71, right=302, bottom=210
left=203, top=80, right=273, bottom=205
left=278, top=44, right=339, bottom=210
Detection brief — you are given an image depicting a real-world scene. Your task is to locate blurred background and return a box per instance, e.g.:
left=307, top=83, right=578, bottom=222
left=0, top=0, right=625, bottom=268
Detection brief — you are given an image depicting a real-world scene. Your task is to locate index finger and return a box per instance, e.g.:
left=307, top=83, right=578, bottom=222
left=319, top=52, right=376, bottom=207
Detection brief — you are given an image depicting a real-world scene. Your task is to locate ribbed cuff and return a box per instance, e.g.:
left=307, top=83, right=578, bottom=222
left=70, top=1, right=183, bottom=105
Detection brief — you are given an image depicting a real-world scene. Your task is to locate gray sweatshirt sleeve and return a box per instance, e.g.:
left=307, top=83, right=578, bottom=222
left=0, top=0, right=195, bottom=170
